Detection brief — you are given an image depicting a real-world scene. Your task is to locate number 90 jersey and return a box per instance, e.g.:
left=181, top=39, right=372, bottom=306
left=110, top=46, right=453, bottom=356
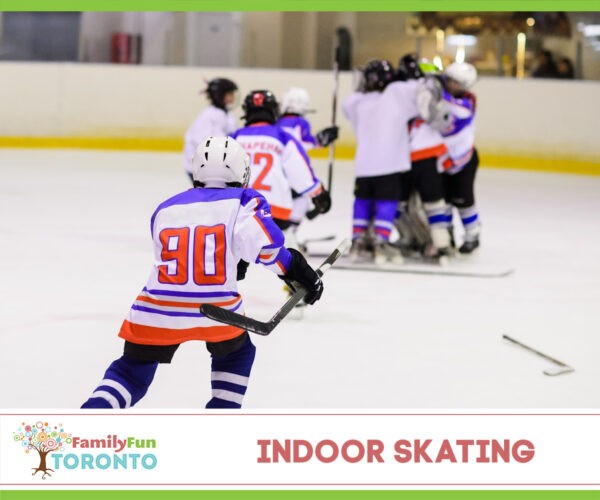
left=231, top=123, right=322, bottom=221
left=119, top=187, right=291, bottom=346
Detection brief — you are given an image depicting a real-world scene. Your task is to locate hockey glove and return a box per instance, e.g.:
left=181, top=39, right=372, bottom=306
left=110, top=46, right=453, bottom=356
left=236, top=260, right=249, bottom=281
left=316, top=126, right=339, bottom=148
left=311, top=188, right=331, bottom=215
left=280, top=248, right=323, bottom=305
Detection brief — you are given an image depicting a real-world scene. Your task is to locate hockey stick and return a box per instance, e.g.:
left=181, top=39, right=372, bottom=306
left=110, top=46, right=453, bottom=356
left=327, top=45, right=341, bottom=192
left=301, top=235, right=336, bottom=245
left=200, top=239, right=351, bottom=336
left=306, top=45, right=341, bottom=221
left=502, top=334, right=574, bottom=376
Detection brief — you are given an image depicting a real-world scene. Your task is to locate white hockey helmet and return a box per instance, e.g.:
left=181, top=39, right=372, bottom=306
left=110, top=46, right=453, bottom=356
left=280, top=87, right=312, bottom=115
left=444, top=62, right=478, bottom=90
left=192, top=136, right=250, bottom=188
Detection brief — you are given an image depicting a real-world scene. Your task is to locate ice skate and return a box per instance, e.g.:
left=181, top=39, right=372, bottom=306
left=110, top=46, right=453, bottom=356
left=459, top=237, right=480, bottom=254
left=349, top=233, right=373, bottom=263
left=373, top=239, right=404, bottom=265
left=422, top=242, right=451, bottom=264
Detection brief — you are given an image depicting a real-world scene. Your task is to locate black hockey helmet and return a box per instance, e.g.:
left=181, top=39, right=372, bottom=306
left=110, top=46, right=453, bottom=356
left=205, top=78, right=238, bottom=110
left=242, top=89, right=279, bottom=124
left=362, top=59, right=395, bottom=92
left=396, top=53, right=424, bottom=81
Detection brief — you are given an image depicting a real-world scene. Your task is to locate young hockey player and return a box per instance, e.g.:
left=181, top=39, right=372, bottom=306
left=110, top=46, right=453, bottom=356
left=395, top=54, right=451, bottom=258
left=439, top=62, right=480, bottom=253
left=277, top=87, right=339, bottom=247
left=343, top=59, right=434, bottom=265
left=231, top=89, right=331, bottom=243
left=278, top=87, right=338, bottom=151
left=81, top=137, right=324, bottom=410
left=183, top=78, right=239, bottom=183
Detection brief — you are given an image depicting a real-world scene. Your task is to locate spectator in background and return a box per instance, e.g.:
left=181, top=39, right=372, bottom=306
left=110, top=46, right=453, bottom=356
left=532, top=50, right=558, bottom=79
left=556, top=57, right=575, bottom=79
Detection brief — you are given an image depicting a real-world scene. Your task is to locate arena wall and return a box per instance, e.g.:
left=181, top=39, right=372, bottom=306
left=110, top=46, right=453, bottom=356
left=0, top=62, right=598, bottom=174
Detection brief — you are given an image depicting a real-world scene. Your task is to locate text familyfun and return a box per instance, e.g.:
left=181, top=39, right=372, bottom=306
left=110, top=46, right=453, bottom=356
left=71, top=435, right=156, bottom=453
left=51, top=453, right=157, bottom=470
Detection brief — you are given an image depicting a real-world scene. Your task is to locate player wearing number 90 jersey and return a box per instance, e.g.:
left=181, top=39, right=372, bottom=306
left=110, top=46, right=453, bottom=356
left=232, top=90, right=331, bottom=230
left=81, top=137, right=324, bottom=410
left=119, top=186, right=288, bottom=346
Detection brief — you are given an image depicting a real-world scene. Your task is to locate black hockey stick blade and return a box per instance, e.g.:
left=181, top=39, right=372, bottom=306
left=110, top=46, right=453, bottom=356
left=502, top=334, right=574, bottom=376
left=200, top=239, right=351, bottom=336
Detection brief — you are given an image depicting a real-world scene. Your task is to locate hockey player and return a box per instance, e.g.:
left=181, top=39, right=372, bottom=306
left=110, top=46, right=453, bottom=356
left=231, top=90, right=331, bottom=245
left=183, top=78, right=239, bottom=183
left=277, top=87, right=339, bottom=247
left=395, top=54, right=451, bottom=258
left=438, top=62, right=480, bottom=253
left=343, top=59, right=434, bottom=264
left=81, top=137, right=324, bottom=410
left=278, top=87, right=339, bottom=151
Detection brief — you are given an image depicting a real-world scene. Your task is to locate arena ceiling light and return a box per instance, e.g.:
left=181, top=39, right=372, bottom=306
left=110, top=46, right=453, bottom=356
left=446, top=34, right=477, bottom=47
left=580, top=24, right=600, bottom=37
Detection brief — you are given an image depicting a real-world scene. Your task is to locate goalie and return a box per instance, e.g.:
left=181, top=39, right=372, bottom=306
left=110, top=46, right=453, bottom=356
left=394, top=54, right=452, bottom=260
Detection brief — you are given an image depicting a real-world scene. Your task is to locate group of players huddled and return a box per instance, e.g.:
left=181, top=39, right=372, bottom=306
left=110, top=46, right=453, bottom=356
left=183, top=54, right=480, bottom=266
left=79, top=55, right=480, bottom=410
left=345, top=55, right=480, bottom=264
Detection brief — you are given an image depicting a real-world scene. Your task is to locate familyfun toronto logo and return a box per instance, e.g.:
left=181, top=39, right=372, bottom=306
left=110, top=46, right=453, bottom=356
left=13, top=421, right=158, bottom=480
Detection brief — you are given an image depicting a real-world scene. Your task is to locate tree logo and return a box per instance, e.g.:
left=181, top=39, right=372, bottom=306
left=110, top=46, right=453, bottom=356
left=13, top=421, right=72, bottom=479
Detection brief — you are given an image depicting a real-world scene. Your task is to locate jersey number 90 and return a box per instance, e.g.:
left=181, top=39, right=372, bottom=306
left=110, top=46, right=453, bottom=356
left=157, top=225, right=226, bottom=286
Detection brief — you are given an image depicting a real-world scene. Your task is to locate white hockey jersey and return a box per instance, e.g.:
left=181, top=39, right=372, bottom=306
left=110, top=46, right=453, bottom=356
left=183, top=105, right=237, bottom=174
left=119, top=187, right=291, bottom=345
left=343, top=80, right=421, bottom=177
left=408, top=117, right=448, bottom=170
left=440, top=90, right=477, bottom=173
left=278, top=114, right=318, bottom=151
left=231, top=123, right=321, bottom=221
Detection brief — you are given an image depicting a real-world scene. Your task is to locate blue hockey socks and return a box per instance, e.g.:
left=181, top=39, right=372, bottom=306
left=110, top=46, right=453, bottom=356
left=206, top=334, right=256, bottom=409
left=81, top=355, right=158, bottom=409
left=352, top=198, right=373, bottom=238
left=373, top=200, right=397, bottom=241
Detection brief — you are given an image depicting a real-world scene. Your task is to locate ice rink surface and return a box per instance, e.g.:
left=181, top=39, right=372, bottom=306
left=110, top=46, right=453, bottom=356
left=1, top=148, right=599, bottom=409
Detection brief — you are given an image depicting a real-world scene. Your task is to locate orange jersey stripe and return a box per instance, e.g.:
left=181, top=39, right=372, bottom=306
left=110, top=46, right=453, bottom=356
left=411, top=144, right=448, bottom=162
left=269, top=205, right=293, bottom=221
left=119, top=320, right=244, bottom=345
left=136, top=294, right=241, bottom=309
left=276, top=260, right=287, bottom=273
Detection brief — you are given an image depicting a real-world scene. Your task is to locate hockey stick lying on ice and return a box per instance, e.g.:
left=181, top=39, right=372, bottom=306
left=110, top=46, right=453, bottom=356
left=200, top=239, right=351, bottom=336
left=502, top=334, right=574, bottom=376
left=301, top=235, right=336, bottom=245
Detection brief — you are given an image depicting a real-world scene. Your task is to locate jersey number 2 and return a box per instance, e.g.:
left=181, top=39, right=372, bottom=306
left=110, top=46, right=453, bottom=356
left=251, top=152, right=274, bottom=192
left=157, top=225, right=226, bottom=285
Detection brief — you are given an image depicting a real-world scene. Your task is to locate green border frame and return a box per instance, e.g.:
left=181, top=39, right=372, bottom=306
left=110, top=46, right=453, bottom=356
left=1, top=492, right=600, bottom=499
left=0, top=0, right=599, bottom=10
left=0, top=0, right=599, bottom=497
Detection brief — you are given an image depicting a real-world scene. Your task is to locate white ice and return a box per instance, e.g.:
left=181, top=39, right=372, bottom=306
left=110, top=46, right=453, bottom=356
left=1, top=148, right=599, bottom=408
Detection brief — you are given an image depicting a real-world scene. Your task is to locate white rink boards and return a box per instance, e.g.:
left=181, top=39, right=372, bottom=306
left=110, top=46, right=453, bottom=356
left=1, top=148, right=599, bottom=409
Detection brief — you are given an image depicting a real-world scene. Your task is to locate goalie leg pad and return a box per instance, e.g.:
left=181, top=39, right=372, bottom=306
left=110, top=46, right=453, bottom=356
left=206, top=332, right=256, bottom=409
